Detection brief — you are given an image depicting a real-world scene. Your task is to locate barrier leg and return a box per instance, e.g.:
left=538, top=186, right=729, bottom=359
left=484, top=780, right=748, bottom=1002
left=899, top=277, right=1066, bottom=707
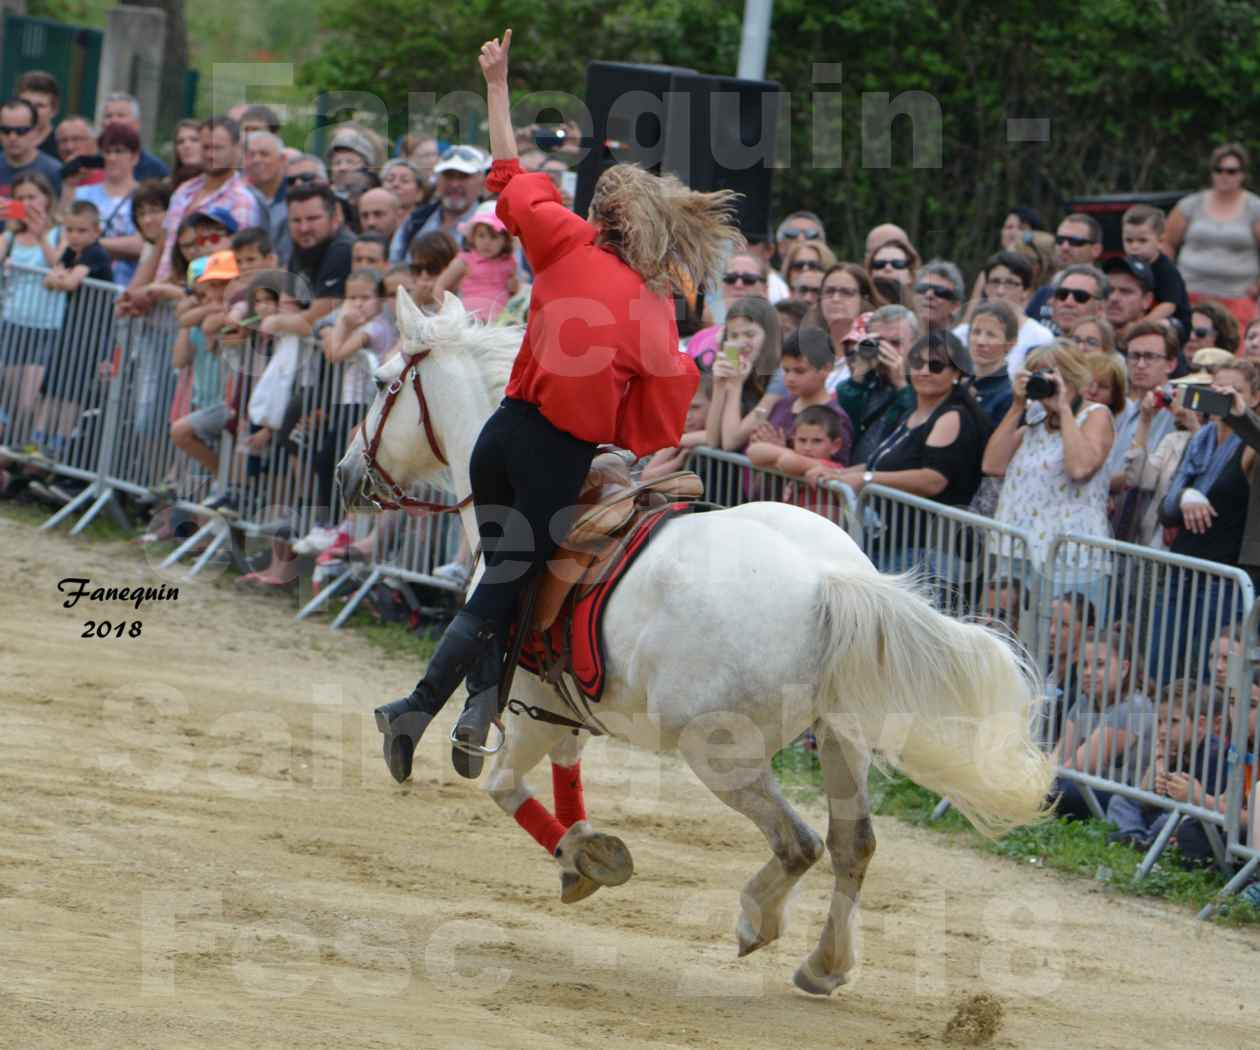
left=1201, top=822, right=1228, bottom=872
left=68, top=485, right=118, bottom=536
left=1197, top=854, right=1259, bottom=920
left=159, top=519, right=218, bottom=569
left=1080, top=783, right=1107, bottom=822
left=330, top=568, right=382, bottom=630
left=294, top=567, right=357, bottom=622
left=1135, top=812, right=1181, bottom=880
left=185, top=523, right=231, bottom=578
left=39, top=483, right=98, bottom=531
left=929, top=798, right=952, bottom=821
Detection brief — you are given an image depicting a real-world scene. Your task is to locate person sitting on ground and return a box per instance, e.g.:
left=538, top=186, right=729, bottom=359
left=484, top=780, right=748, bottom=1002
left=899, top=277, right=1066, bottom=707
left=704, top=295, right=782, bottom=452
left=1051, top=623, right=1157, bottom=822
left=746, top=326, right=853, bottom=468
left=1105, top=678, right=1233, bottom=862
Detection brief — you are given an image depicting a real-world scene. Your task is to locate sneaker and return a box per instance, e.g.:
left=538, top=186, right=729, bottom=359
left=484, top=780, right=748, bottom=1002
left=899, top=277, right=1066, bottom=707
left=433, top=561, right=470, bottom=588
left=27, top=480, right=69, bottom=506
left=292, top=525, right=344, bottom=556
left=201, top=488, right=241, bottom=518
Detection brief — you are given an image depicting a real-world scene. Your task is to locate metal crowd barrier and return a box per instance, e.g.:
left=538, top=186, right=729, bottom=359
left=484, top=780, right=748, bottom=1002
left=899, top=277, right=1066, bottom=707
left=0, top=264, right=126, bottom=532
left=688, top=445, right=860, bottom=534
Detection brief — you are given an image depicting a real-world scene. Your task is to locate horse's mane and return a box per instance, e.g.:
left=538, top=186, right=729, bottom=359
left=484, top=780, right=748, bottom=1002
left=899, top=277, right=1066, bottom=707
left=415, top=295, right=523, bottom=403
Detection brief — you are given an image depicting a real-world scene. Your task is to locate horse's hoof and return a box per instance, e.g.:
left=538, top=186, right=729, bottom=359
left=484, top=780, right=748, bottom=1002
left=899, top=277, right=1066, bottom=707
left=736, top=915, right=774, bottom=958
left=574, top=832, right=634, bottom=888
left=792, top=959, right=848, bottom=997
left=560, top=871, right=601, bottom=904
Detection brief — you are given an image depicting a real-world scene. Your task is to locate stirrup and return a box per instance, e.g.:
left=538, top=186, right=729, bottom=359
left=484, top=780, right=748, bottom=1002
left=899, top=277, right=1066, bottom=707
left=449, top=718, right=506, bottom=757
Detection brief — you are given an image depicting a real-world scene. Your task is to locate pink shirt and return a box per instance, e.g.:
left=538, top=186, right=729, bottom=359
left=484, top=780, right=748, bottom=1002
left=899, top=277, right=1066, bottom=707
left=158, top=172, right=264, bottom=281
left=458, top=249, right=516, bottom=322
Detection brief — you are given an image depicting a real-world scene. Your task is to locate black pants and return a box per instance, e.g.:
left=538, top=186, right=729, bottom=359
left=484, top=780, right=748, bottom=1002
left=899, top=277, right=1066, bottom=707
left=463, top=398, right=598, bottom=635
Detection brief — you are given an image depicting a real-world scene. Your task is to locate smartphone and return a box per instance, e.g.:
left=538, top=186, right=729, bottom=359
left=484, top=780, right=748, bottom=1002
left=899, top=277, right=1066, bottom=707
left=1180, top=384, right=1235, bottom=417
left=0, top=198, right=27, bottom=222
left=561, top=170, right=577, bottom=200
left=722, top=338, right=740, bottom=367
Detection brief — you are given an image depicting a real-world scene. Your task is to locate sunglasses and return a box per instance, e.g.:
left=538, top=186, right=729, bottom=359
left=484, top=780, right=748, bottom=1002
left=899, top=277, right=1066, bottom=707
left=915, top=282, right=958, bottom=302
left=1191, top=325, right=1214, bottom=339
left=723, top=272, right=763, bottom=286
left=1054, top=287, right=1097, bottom=304
left=907, top=354, right=950, bottom=374
left=1055, top=234, right=1095, bottom=248
left=792, top=285, right=820, bottom=297
left=1214, top=165, right=1244, bottom=175
left=788, top=259, right=823, bottom=272
left=195, top=231, right=226, bottom=246
left=285, top=172, right=320, bottom=187
left=780, top=228, right=821, bottom=241
left=871, top=257, right=909, bottom=270
left=0, top=124, right=33, bottom=136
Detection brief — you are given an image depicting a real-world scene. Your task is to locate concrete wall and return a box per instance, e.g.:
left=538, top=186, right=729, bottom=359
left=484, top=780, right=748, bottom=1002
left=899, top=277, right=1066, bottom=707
left=97, top=4, right=166, bottom=146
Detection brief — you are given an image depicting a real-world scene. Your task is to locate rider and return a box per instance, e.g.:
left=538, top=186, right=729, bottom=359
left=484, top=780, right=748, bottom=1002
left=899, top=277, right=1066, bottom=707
left=374, top=29, right=740, bottom=782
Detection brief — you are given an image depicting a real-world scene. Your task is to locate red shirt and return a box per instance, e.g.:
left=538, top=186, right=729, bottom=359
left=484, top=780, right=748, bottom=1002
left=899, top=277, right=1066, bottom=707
left=488, top=159, right=698, bottom=458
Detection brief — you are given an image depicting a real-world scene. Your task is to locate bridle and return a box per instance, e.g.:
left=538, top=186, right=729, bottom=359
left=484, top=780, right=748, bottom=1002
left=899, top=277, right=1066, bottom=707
left=357, top=349, right=473, bottom=515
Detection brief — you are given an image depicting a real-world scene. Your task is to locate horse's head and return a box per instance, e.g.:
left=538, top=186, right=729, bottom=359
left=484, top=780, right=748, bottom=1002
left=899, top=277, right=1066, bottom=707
left=336, top=289, right=468, bottom=511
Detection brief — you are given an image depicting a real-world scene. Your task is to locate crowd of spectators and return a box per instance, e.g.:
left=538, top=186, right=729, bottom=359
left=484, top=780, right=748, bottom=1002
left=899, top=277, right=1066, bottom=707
left=0, top=71, right=1257, bottom=898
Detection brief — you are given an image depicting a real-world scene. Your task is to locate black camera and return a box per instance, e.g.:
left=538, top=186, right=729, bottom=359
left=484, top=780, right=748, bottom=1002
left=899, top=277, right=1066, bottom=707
left=1026, top=373, right=1058, bottom=400
left=1181, top=384, right=1235, bottom=417
left=855, top=336, right=881, bottom=361
left=60, top=154, right=105, bottom=179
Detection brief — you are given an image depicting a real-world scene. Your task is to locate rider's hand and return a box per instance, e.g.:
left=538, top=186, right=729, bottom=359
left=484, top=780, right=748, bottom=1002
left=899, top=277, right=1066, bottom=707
left=478, top=29, right=511, bottom=85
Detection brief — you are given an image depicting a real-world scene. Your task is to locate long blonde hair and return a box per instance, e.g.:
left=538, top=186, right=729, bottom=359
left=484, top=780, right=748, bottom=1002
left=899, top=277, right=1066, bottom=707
left=589, top=164, right=741, bottom=297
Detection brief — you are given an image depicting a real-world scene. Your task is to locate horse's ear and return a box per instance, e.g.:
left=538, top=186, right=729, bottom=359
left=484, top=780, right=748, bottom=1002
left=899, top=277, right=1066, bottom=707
left=396, top=287, right=424, bottom=343
left=439, top=291, right=465, bottom=317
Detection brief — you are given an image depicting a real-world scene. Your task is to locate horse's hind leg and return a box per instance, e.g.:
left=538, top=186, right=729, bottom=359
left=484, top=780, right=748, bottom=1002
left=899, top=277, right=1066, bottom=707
left=677, top=737, right=824, bottom=957
left=794, top=720, right=875, bottom=996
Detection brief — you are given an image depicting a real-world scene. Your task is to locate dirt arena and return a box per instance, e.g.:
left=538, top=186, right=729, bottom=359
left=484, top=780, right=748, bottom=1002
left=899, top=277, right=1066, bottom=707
left=2, top=510, right=1257, bottom=1050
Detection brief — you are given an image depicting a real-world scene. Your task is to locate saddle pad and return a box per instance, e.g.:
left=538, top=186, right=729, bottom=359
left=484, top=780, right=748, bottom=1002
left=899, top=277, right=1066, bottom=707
left=517, top=502, right=695, bottom=701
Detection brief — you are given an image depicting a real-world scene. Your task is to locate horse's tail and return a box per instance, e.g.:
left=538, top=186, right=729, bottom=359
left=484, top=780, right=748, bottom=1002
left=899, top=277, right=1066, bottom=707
left=816, top=567, right=1053, bottom=837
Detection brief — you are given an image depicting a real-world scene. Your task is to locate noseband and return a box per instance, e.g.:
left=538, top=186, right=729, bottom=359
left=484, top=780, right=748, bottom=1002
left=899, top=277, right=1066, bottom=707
left=358, top=350, right=473, bottom=515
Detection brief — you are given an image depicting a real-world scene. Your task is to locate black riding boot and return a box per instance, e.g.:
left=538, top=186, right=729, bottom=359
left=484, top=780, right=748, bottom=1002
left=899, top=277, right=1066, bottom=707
left=374, top=610, right=496, bottom=782
left=450, top=628, right=506, bottom=780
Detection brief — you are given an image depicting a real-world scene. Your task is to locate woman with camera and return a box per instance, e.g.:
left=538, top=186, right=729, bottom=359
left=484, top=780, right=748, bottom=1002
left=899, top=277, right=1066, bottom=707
left=1142, top=361, right=1260, bottom=685
left=985, top=341, right=1115, bottom=598
left=816, top=329, right=989, bottom=508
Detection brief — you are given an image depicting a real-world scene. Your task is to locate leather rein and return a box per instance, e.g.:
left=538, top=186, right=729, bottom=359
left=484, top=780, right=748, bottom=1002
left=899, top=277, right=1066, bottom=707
left=358, top=349, right=473, bottom=516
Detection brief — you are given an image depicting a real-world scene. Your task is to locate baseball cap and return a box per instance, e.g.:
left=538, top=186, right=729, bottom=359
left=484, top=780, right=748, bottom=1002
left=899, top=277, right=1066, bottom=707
left=1102, top=255, right=1154, bottom=293
left=458, top=199, right=507, bottom=238
left=192, top=206, right=239, bottom=235
left=435, top=144, right=489, bottom=176
left=325, top=128, right=377, bottom=167
left=197, top=249, right=240, bottom=284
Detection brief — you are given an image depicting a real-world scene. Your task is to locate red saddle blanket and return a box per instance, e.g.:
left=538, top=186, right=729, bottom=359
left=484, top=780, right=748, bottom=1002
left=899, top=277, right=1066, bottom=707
left=516, top=502, right=695, bottom=702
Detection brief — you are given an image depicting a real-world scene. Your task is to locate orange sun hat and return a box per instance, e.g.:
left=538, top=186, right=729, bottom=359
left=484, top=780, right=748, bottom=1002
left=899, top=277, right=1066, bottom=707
left=197, top=249, right=240, bottom=283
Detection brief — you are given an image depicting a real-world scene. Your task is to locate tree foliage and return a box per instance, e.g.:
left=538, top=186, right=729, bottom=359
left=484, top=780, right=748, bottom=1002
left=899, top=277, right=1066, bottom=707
left=301, top=0, right=1260, bottom=275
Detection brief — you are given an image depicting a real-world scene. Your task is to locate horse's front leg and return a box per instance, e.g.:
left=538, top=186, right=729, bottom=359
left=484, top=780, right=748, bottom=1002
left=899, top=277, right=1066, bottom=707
left=794, top=719, right=875, bottom=996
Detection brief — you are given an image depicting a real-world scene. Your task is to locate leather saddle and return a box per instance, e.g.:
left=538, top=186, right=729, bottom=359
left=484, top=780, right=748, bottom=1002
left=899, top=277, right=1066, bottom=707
left=532, top=451, right=703, bottom=632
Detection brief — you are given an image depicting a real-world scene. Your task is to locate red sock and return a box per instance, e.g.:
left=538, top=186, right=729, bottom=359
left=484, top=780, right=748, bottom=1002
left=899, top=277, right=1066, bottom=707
left=513, top=797, right=567, bottom=855
left=551, top=760, right=586, bottom=828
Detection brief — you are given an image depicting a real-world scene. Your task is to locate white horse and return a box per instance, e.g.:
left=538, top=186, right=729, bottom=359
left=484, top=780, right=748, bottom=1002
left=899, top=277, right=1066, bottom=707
left=337, top=291, right=1053, bottom=996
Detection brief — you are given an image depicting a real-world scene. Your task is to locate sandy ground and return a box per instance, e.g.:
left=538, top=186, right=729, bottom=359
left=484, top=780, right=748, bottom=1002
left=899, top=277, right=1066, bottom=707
left=1, top=509, right=1258, bottom=1050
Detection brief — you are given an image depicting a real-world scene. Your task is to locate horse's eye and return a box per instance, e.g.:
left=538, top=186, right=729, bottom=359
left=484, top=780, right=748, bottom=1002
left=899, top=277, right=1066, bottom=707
left=374, top=378, right=385, bottom=391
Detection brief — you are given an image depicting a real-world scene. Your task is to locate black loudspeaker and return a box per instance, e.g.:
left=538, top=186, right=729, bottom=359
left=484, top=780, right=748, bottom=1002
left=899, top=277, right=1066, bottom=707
left=574, top=61, right=782, bottom=238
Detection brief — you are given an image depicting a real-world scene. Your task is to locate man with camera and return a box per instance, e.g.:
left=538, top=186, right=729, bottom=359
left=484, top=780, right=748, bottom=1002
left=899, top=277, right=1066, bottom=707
left=0, top=98, right=61, bottom=197
left=836, top=304, right=920, bottom=463
left=1106, top=321, right=1179, bottom=494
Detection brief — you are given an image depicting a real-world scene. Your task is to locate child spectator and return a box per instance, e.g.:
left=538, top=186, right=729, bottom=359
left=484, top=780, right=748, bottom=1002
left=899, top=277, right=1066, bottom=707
left=1051, top=623, right=1157, bottom=821
left=747, top=403, right=849, bottom=494
left=169, top=251, right=237, bottom=498
left=1106, top=679, right=1233, bottom=865
left=746, top=327, right=852, bottom=467
left=774, top=298, right=809, bottom=341
left=33, top=199, right=112, bottom=458
left=409, top=229, right=459, bottom=311
left=1121, top=204, right=1192, bottom=338
left=432, top=200, right=519, bottom=322
left=705, top=295, right=782, bottom=451
left=352, top=232, right=389, bottom=272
